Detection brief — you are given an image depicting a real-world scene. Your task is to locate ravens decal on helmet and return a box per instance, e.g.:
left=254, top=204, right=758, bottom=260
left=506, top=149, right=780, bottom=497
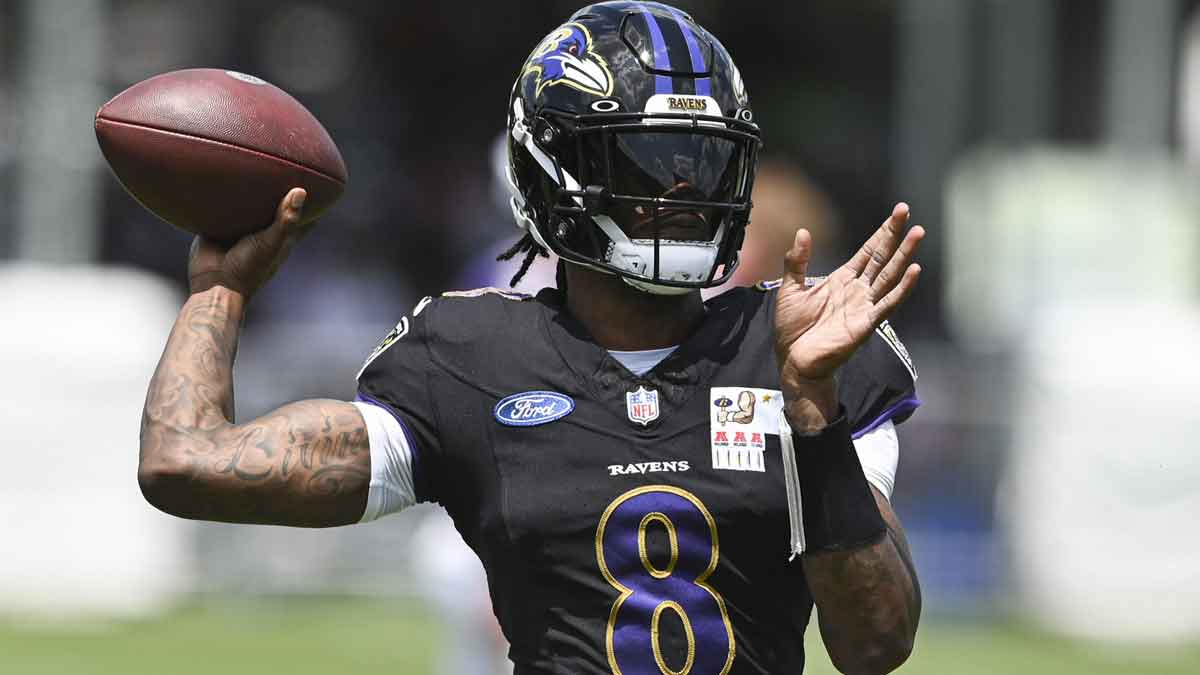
left=524, top=22, right=614, bottom=98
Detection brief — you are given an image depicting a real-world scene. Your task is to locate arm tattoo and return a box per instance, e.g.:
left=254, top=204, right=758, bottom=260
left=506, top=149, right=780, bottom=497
left=139, top=289, right=369, bottom=527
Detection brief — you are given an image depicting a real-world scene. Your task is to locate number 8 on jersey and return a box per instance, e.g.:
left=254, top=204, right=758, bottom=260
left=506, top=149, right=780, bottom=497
left=596, top=485, right=736, bottom=674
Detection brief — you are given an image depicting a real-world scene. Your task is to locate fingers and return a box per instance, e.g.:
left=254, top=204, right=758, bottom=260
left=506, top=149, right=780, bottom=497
left=254, top=188, right=308, bottom=250
left=845, top=202, right=909, bottom=279
left=276, top=188, right=307, bottom=236
left=783, top=228, right=812, bottom=287
left=872, top=263, right=921, bottom=324
left=870, top=225, right=924, bottom=298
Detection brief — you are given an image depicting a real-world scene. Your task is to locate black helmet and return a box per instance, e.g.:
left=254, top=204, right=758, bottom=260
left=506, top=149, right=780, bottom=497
left=506, top=1, right=762, bottom=294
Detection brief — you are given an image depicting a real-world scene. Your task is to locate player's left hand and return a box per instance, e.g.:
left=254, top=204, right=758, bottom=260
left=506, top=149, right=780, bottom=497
left=774, top=203, right=923, bottom=423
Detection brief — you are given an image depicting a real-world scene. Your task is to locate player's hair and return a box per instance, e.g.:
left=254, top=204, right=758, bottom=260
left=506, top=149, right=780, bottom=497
left=496, top=232, right=548, bottom=287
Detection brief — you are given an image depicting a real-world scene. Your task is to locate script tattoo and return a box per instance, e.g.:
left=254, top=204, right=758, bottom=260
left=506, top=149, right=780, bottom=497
left=139, top=289, right=369, bottom=526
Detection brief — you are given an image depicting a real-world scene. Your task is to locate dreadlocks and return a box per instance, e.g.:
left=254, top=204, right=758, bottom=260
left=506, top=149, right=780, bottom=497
left=496, top=231, right=549, bottom=287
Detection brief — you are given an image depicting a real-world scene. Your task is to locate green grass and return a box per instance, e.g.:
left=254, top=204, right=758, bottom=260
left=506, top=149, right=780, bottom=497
left=0, top=597, right=438, bottom=675
left=1, top=597, right=1198, bottom=674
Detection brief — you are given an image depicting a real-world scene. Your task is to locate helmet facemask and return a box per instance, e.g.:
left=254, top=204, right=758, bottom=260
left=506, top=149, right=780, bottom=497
left=509, top=99, right=761, bottom=294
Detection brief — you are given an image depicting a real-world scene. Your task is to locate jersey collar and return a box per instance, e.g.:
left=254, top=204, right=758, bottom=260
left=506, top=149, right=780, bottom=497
left=535, top=287, right=765, bottom=430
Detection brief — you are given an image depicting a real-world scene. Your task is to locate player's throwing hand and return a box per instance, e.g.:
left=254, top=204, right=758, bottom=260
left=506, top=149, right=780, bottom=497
left=773, top=203, right=924, bottom=426
left=187, top=187, right=310, bottom=298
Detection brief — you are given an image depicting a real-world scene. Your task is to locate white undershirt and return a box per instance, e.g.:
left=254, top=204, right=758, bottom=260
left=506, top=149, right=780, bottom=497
left=607, top=346, right=680, bottom=376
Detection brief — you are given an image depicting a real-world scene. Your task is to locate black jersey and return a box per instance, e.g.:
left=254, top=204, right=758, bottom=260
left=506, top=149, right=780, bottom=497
left=356, top=284, right=918, bottom=675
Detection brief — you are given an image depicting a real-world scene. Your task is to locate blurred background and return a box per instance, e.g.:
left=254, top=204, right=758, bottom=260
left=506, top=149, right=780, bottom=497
left=2, top=0, right=1200, bottom=673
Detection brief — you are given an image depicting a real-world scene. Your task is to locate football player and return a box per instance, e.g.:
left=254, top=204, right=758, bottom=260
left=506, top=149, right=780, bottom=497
left=139, top=2, right=923, bottom=673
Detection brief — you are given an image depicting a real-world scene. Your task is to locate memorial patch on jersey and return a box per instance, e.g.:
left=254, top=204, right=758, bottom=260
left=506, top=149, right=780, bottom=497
left=494, top=391, right=575, bottom=427
left=625, top=386, right=660, bottom=426
left=710, top=387, right=785, bottom=472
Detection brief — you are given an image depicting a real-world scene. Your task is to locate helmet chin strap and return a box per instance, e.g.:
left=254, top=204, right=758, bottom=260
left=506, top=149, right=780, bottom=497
left=624, top=276, right=697, bottom=296
left=509, top=99, right=723, bottom=295
left=593, top=214, right=723, bottom=295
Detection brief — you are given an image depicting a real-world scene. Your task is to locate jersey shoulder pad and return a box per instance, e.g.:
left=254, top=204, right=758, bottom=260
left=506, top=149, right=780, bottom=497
left=840, top=319, right=920, bottom=436
left=366, top=287, right=551, bottom=380
left=440, top=287, right=532, bottom=301
left=431, top=287, right=545, bottom=351
left=358, top=287, right=535, bottom=379
left=357, top=295, right=437, bottom=380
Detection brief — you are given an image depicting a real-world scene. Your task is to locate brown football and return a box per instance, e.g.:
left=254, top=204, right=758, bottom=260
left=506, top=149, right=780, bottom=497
left=95, top=68, right=347, bottom=241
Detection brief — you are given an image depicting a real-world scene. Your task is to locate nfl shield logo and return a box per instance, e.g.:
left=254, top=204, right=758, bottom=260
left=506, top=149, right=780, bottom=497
left=626, top=386, right=660, bottom=426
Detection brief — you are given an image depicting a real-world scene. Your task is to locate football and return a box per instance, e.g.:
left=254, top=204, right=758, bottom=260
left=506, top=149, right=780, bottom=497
left=95, top=68, right=347, bottom=241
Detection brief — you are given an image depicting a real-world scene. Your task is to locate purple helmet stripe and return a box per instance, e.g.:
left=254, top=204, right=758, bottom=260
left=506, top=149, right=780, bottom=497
left=666, top=7, right=711, bottom=97
left=637, top=4, right=673, bottom=94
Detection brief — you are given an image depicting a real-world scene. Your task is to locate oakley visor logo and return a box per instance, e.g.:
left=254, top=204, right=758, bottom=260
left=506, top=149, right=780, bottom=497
left=494, top=391, right=575, bottom=427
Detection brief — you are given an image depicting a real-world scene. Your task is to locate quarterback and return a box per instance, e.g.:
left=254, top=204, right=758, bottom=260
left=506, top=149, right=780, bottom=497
left=139, top=3, right=923, bottom=673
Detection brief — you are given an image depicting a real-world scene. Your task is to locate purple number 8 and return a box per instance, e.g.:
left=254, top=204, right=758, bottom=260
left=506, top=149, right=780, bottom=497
left=596, top=485, right=735, bottom=675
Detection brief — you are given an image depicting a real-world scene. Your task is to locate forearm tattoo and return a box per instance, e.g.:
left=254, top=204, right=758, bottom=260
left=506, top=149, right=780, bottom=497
left=140, top=290, right=369, bottom=526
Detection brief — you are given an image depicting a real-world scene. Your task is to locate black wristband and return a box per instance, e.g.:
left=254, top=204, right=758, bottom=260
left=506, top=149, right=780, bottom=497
left=792, top=409, right=886, bottom=554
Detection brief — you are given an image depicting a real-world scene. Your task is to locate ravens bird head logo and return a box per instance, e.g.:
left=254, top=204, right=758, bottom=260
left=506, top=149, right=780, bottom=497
left=524, top=22, right=613, bottom=98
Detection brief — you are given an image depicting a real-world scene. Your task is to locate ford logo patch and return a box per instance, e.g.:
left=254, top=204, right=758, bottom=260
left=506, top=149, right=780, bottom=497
left=494, top=391, right=574, bottom=427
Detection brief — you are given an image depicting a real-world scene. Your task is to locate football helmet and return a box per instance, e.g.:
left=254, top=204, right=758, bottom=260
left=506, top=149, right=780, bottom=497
left=506, top=1, right=762, bottom=294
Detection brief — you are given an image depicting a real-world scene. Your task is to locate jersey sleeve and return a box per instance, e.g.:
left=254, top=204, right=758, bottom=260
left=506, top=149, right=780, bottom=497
left=355, top=295, right=443, bottom=506
left=839, top=320, right=921, bottom=439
